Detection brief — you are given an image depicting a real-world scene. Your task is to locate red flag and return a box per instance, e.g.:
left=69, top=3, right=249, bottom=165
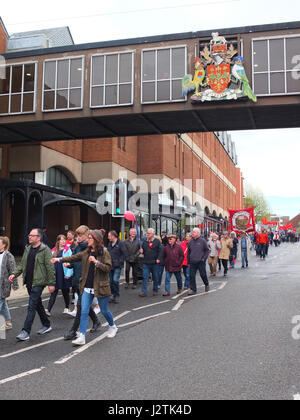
left=228, top=207, right=255, bottom=233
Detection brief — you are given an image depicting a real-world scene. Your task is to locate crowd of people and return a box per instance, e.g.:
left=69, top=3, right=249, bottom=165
left=0, top=224, right=297, bottom=346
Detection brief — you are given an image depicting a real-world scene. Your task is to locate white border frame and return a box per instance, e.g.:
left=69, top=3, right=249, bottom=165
left=90, top=50, right=135, bottom=109
left=42, top=55, right=85, bottom=112
left=252, top=34, right=300, bottom=97
left=141, top=45, right=187, bottom=105
left=0, top=61, right=37, bottom=116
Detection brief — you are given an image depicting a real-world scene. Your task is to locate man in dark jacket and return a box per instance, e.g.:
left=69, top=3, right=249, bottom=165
left=9, top=228, right=56, bottom=341
left=139, top=228, right=161, bottom=297
left=188, top=228, right=210, bottom=294
left=163, top=235, right=184, bottom=296
left=63, top=225, right=100, bottom=340
left=124, top=228, right=140, bottom=289
left=108, top=231, right=127, bottom=303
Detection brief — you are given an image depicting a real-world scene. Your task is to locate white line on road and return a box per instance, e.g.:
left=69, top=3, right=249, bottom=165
left=0, top=367, right=46, bottom=385
left=54, top=332, right=108, bottom=365
left=132, top=300, right=170, bottom=311
left=171, top=290, right=188, bottom=300
left=0, top=337, right=64, bottom=359
left=54, top=311, right=171, bottom=365
left=294, top=394, right=300, bottom=400
left=115, top=311, right=171, bottom=328
left=0, top=311, right=131, bottom=359
left=172, top=300, right=184, bottom=311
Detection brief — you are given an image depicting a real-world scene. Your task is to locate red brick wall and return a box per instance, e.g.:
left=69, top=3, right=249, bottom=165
left=38, top=133, right=244, bottom=215
left=0, top=21, right=7, bottom=54
left=41, top=140, right=83, bottom=161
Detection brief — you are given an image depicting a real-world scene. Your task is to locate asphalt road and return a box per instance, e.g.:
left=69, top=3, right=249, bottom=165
left=1, top=242, right=300, bottom=400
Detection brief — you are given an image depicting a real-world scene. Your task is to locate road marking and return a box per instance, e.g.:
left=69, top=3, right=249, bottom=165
left=117, top=311, right=171, bottom=328
left=54, top=311, right=170, bottom=365
left=54, top=332, right=108, bottom=365
left=218, top=281, right=228, bottom=290
left=0, top=311, right=131, bottom=359
left=294, top=394, right=300, bottom=400
left=0, top=337, right=64, bottom=358
left=172, top=300, right=184, bottom=311
left=171, top=290, right=188, bottom=300
left=0, top=367, right=46, bottom=385
left=132, top=300, right=170, bottom=311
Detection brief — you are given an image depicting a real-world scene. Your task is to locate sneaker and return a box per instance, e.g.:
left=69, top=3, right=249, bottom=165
left=177, top=290, right=182, bottom=294
left=205, top=285, right=210, bottom=292
left=188, top=290, right=197, bottom=295
left=5, top=321, right=12, bottom=330
left=93, top=305, right=101, bottom=315
left=68, top=310, right=77, bottom=317
left=37, top=326, right=52, bottom=335
left=63, top=308, right=70, bottom=314
left=16, top=330, right=30, bottom=341
left=139, top=292, right=147, bottom=297
left=64, top=330, right=77, bottom=341
left=45, top=309, right=51, bottom=317
left=107, top=325, right=118, bottom=338
left=162, top=292, right=170, bottom=296
left=72, top=333, right=86, bottom=346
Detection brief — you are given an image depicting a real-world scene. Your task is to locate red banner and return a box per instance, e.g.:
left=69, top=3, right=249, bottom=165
left=228, top=207, right=255, bottom=233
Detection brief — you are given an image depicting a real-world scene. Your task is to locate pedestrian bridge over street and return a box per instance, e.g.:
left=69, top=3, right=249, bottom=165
left=0, top=20, right=300, bottom=144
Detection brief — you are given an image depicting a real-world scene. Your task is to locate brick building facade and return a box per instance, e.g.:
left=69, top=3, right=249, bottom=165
left=0, top=18, right=244, bottom=252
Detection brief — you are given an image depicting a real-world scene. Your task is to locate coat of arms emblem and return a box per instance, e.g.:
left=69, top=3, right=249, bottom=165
left=182, top=32, right=257, bottom=102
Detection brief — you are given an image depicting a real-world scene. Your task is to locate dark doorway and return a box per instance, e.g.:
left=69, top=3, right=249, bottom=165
left=5, top=190, right=26, bottom=255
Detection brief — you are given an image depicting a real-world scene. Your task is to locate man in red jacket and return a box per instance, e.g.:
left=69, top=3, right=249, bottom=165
left=163, top=235, right=184, bottom=296
left=257, top=229, right=269, bottom=260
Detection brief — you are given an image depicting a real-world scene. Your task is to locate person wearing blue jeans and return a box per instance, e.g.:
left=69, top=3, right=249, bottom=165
left=109, top=268, right=121, bottom=302
left=157, top=241, right=165, bottom=289
left=142, top=264, right=159, bottom=294
left=164, top=271, right=183, bottom=295
left=163, top=235, right=184, bottom=296
left=182, top=265, right=190, bottom=288
left=107, top=231, right=127, bottom=303
left=241, top=232, right=249, bottom=268
left=139, top=229, right=161, bottom=297
left=80, top=290, right=114, bottom=334
left=53, top=229, right=118, bottom=346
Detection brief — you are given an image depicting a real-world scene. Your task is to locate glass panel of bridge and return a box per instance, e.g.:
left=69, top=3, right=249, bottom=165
left=44, top=61, right=56, bottom=90
left=254, top=73, right=268, bottom=95
left=24, top=64, right=35, bottom=92
left=11, top=65, right=23, bottom=93
left=253, top=40, right=268, bottom=72
left=119, top=53, right=132, bottom=83
left=269, top=39, right=284, bottom=72
left=143, top=50, right=155, bottom=81
left=70, top=58, right=82, bottom=88
left=57, top=60, right=69, bottom=89
left=270, top=72, right=285, bottom=94
left=105, top=54, right=118, bottom=84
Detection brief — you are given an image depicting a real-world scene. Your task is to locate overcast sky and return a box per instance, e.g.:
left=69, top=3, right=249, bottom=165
left=1, top=0, right=300, bottom=217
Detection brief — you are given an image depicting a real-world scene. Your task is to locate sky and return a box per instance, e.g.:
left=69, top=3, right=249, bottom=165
left=1, top=0, right=300, bottom=217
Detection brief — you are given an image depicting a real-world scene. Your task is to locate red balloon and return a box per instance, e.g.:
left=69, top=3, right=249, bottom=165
left=124, top=211, right=136, bottom=221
